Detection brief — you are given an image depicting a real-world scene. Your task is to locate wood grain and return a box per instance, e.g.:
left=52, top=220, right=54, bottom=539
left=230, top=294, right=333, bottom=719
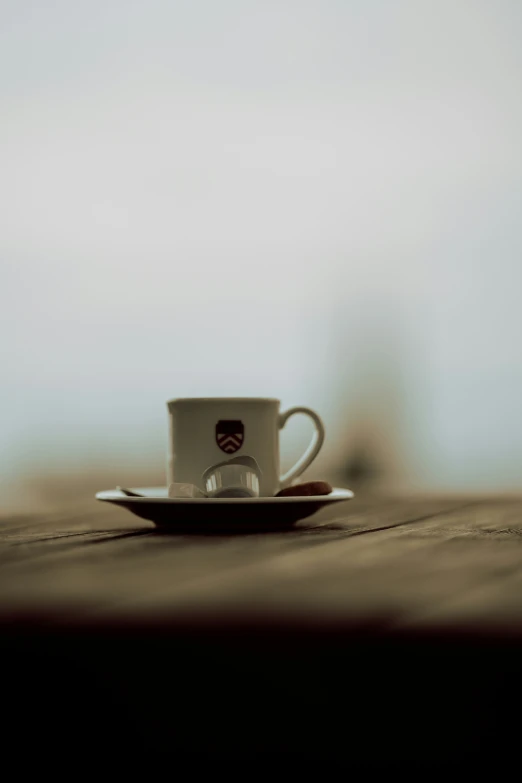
left=2, top=495, right=522, bottom=771
left=0, top=494, right=500, bottom=628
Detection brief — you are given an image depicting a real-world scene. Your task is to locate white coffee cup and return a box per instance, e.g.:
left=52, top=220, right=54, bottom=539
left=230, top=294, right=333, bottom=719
left=166, top=397, right=325, bottom=497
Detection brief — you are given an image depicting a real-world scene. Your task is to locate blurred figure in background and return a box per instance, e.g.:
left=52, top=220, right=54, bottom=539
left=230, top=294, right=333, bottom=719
left=1, top=0, right=521, bottom=508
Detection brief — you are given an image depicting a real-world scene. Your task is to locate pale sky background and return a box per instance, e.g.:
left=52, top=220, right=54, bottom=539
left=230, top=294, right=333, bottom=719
left=1, top=0, right=522, bottom=500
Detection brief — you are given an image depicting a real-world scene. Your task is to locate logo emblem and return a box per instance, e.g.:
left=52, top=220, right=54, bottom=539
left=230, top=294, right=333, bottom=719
left=216, top=420, right=244, bottom=454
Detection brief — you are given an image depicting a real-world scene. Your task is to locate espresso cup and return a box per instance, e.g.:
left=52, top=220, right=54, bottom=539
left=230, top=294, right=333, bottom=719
left=166, top=397, right=325, bottom=497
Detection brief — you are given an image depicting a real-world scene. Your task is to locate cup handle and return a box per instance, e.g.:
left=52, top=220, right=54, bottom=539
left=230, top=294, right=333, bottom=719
left=279, top=407, right=325, bottom=489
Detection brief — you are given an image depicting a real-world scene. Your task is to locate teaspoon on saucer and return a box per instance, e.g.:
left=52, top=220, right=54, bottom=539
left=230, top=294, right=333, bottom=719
left=116, top=486, right=145, bottom=497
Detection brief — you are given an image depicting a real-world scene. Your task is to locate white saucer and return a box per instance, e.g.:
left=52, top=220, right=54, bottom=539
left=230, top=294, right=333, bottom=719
left=96, top=486, right=354, bottom=530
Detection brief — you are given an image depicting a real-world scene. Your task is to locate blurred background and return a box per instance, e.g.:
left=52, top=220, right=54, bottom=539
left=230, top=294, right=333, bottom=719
left=1, top=0, right=522, bottom=510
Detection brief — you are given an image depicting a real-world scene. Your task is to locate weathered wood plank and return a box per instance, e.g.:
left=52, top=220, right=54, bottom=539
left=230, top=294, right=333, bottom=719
left=84, top=503, right=522, bottom=627
left=2, top=498, right=522, bottom=633
left=2, top=497, right=522, bottom=773
left=0, top=497, right=475, bottom=622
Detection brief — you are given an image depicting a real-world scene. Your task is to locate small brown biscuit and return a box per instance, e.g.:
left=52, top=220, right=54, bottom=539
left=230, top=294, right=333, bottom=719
left=276, top=481, right=333, bottom=497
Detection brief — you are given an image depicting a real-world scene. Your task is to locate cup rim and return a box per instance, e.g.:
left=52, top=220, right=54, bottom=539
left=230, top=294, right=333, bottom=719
left=167, top=397, right=280, bottom=406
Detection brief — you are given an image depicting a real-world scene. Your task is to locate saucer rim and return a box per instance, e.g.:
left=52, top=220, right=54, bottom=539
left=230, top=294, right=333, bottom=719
left=96, top=486, right=354, bottom=504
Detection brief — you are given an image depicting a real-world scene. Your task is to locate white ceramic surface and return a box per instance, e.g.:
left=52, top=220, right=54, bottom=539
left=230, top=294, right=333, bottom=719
left=96, top=486, right=354, bottom=529
left=97, top=486, right=353, bottom=504
left=166, top=397, right=325, bottom=496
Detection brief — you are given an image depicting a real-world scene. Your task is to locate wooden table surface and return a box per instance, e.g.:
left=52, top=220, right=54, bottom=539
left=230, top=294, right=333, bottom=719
left=2, top=494, right=522, bottom=771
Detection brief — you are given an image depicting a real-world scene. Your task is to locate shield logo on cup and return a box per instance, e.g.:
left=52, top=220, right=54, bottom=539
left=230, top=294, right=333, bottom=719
left=216, top=420, right=244, bottom=454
